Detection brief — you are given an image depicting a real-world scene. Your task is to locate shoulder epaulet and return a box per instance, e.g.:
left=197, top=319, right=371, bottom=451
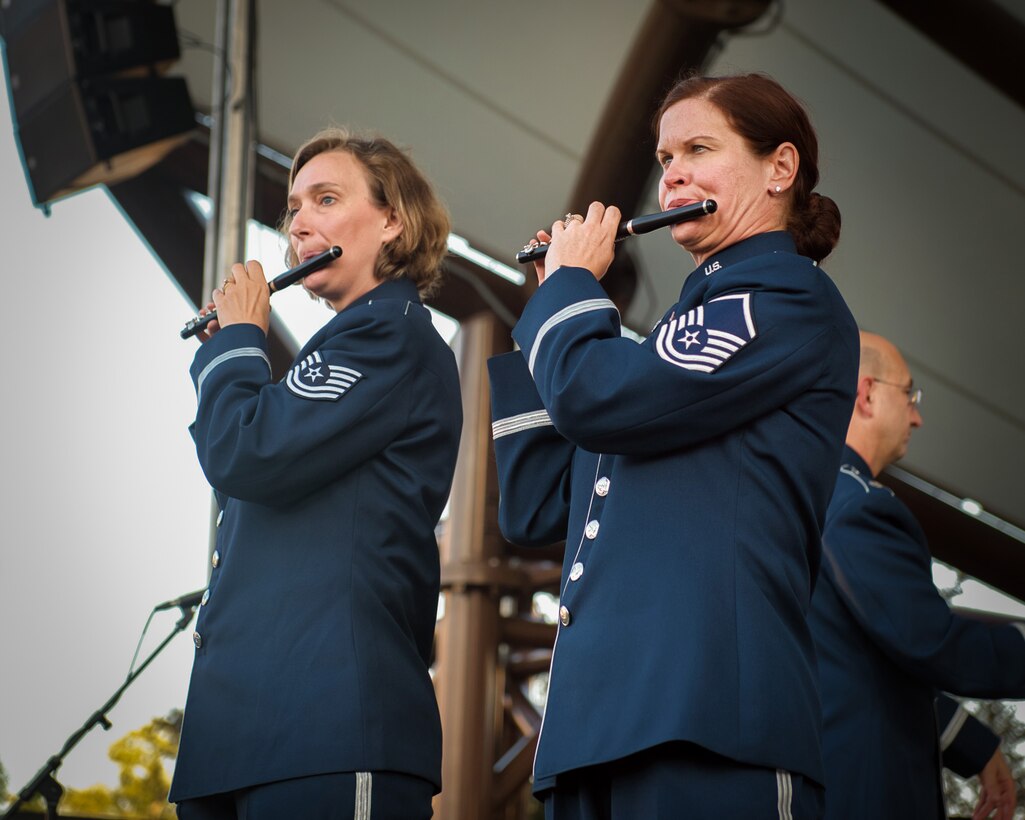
left=869, top=479, right=895, bottom=497
left=839, top=464, right=870, bottom=493
left=838, top=464, right=896, bottom=497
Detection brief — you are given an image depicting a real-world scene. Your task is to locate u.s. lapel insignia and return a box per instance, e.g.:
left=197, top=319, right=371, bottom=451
left=655, top=293, right=756, bottom=372
left=285, top=351, right=363, bottom=401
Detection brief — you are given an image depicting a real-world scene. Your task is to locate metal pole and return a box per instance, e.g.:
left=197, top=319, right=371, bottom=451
left=203, top=0, right=255, bottom=558
left=204, top=0, right=254, bottom=292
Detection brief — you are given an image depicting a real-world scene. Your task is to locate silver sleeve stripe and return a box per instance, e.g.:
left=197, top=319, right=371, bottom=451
left=196, top=347, right=271, bottom=402
left=527, top=298, right=618, bottom=376
left=492, top=409, right=553, bottom=439
left=776, top=770, right=793, bottom=820
left=939, top=703, right=968, bottom=750
left=354, top=771, right=372, bottom=819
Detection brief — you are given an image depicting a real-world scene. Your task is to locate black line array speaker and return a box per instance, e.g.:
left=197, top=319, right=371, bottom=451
left=1, top=0, right=196, bottom=206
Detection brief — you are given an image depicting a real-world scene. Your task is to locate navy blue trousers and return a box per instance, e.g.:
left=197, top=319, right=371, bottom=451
left=541, top=742, right=824, bottom=820
left=175, top=771, right=433, bottom=820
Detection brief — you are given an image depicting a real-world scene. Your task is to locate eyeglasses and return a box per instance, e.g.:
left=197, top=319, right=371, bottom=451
left=872, top=377, right=923, bottom=407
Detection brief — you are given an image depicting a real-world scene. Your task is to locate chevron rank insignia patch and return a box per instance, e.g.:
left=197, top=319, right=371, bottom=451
left=655, top=293, right=756, bottom=373
left=285, top=351, right=362, bottom=401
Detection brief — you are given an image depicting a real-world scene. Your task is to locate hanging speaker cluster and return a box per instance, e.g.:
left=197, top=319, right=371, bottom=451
left=1, top=0, right=196, bottom=206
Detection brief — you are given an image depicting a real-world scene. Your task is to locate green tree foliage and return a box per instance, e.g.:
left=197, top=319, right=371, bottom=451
left=56, top=710, right=182, bottom=819
left=943, top=700, right=1025, bottom=819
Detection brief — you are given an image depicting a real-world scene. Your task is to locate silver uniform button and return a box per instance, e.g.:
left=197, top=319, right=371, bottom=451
left=595, top=476, right=610, bottom=496
left=216, top=509, right=224, bottom=527
left=211, top=550, right=220, bottom=568
left=569, top=562, right=584, bottom=581
left=193, top=631, right=202, bottom=649
left=201, top=589, right=210, bottom=606
left=559, top=605, right=572, bottom=627
left=584, top=520, right=600, bottom=539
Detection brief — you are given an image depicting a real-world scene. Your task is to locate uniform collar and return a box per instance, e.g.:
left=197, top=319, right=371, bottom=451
left=842, top=444, right=875, bottom=480
left=300, top=277, right=422, bottom=357
left=344, top=276, right=421, bottom=311
left=681, top=231, right=796, bottom=298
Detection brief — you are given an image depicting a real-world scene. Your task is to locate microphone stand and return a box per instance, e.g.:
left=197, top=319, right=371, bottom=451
left=2, top=605, right=198, bottom=820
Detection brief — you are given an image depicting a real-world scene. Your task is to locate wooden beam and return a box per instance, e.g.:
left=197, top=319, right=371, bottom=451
left=433, top=311, right=510, bottom=820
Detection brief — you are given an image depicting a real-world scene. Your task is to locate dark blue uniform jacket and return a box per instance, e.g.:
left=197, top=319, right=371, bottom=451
left=170, top=278, right=462, bottom=801
left=809, top=446, right=1025, bottom=818
left=489, top=232, right=859, bottom=792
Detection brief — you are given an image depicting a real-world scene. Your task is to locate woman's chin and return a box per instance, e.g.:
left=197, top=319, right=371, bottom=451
left=672, top=230, right=702, bottom=253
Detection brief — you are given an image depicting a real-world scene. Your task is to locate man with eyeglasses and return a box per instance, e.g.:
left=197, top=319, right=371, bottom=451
left=808, top=331, right=1025, bottom=820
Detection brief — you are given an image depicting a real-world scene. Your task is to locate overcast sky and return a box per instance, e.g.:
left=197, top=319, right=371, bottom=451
left=0, top=118, right=214, bottom=799
left=2, top=56, right=1024, bottom=804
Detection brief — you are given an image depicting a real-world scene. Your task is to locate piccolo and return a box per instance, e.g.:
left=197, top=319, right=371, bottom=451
left=180, top=246, right=343, bottom=339
left=516, top=199, right=717, bottom=264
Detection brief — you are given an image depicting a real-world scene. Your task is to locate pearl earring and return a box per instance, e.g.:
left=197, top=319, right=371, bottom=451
left=775, top=185, right=782, bottom=193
